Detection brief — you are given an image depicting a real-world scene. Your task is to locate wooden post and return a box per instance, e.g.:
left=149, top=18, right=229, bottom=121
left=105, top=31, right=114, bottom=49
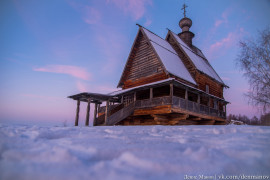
left=197, top=94, right=200, bottom=104
left=85, top=99, right=90, bottom=126
left=208, top=98, right=210, bottom=115
left=105, top=100, right=109, bottom=125
left=185, top=88, right=188, bottom=109
left=225, top=104, right=227, bottom=116
left=170, top=83, right=173, bottom=104
left=93, top=103, right=98, bottom=126
left=170, top=83, right=173, bottom=97
left=134, top=92, right=136, bottom=102
left=75, top=100, right=80, bottom=126
left=121, top=96, right=124, bottom=104
left=150, top=88, right=153, bottom=100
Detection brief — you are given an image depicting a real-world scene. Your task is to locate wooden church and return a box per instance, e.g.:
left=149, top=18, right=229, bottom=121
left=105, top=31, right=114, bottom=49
left=68, top=5, right=229, bottom=126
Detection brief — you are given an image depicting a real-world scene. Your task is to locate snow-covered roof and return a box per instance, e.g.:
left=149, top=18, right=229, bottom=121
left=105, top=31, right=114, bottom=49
left=69, top=77, right=228, bottom=103
left=141, top=27, right=196, bottom=85
left=109, top=77, right=228, bottom=103
left=170, top=31, right=224, bottom=84
left=109, top=78, right=175, bottom=96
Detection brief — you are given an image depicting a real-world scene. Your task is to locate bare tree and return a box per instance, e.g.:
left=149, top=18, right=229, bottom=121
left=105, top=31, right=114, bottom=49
left=236, top=27, right=270, bottom=112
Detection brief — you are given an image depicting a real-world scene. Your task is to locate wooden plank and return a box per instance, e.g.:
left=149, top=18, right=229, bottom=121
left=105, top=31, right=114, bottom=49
left=188, top=117, right=201, bottom=121
left=134, top=105, right=172, bottom=115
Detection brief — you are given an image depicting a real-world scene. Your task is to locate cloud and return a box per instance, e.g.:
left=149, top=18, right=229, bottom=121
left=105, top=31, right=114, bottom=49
left=209, top=32, right=236, bottom=52
left=83, top=6, right=101, bottom=24
left=207, top=28, right=246, bottom=59
left=214, top=20, right=224, bottom=28
left=34, top=65, right=91, bottom=80
left=214, top=8, right=232, bottom=28
left=144, top=19, right=152, bottom=27
left=205, top=7, right=233, bottom=43
left=76, top=81, right=88, bottom=92
left=68, top=1, right=101, bottom=25
left=107, top=0, right=152, bottom=20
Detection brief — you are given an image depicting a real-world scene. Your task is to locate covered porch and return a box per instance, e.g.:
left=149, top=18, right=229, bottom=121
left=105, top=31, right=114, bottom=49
left=68, top=78, right=229, bottom=126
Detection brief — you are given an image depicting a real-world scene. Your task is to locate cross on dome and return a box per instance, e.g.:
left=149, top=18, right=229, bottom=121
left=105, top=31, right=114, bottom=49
left=181, top=3, right=188, bottom=17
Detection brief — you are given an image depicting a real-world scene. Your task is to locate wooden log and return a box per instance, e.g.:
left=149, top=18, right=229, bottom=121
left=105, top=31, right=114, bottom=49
left=170, top=114, right=189, bottom=121
left=85, top=99, right=90, bottom=126
left=93, top=103, right=98, bottom=126
left=105, top=100, right=109, bottom=125
left=75, top=100, right=80, bottom=126
left=134, top=105, right=172, bottom=115
left=170, top=83, right=173, bottom=97
left=188, top=117, right=201, bottom=121
left=134, top=92, right=136, bottom=102
left=185, top=88, right=188, bottom=99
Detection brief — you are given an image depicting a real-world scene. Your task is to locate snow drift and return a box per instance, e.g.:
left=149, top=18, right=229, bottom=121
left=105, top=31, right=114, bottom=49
left=0, top=124, right=269, bottom=180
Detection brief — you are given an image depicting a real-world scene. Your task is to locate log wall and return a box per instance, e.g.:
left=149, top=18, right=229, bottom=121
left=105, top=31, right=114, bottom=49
left=121, top=31, right=167, bottom=89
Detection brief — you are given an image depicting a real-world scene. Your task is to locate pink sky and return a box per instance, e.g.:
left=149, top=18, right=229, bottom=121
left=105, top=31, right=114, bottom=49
left=1, top=0, right=269, bottom=125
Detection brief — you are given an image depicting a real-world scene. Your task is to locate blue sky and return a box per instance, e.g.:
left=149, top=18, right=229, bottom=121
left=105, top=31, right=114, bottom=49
left=0, top=0, right=270, bottom=125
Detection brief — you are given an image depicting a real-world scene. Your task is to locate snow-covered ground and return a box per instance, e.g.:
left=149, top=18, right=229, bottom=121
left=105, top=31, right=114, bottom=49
left=0, top=124, right=269, bottom=180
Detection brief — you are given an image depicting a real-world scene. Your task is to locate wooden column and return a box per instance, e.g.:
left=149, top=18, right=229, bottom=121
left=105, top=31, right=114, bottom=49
left=85, top=99, right=90, bottom=126
left=185, top=88, right=188, bottom=109
left=208, top=97, right=210, bottom=115
left=170, top=83, right=173, bottom=104
left=197, top=94, right=200, bottom=104
left=75, top=100, right=80, bottom=126
left=121, top=96, right=124, bottom=104
left=93, top=103, right=98, bottom=126
left=214, top=100, right=217, bottom=110
left=185, top=88, right=188, bottom=99
left=170, top=83, right=173, bottom=97
left=150, top=88, right=153, bottom=100
left=105, top=100, right=109, bottom=125
left=134, top=92, right=136, bottom=102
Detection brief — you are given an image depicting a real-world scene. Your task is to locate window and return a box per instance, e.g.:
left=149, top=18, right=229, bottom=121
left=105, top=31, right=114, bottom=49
left=206, top=85, right=209, bottom=93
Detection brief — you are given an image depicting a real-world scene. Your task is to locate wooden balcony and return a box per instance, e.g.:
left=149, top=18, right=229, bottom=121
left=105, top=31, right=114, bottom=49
left=69, top=78, right=228, bottom=126
left=135, top=96, right=226, bottom=119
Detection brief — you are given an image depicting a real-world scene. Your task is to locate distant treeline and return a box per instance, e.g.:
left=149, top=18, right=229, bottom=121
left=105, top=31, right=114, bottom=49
left=227, top=113, right=270, bottom=126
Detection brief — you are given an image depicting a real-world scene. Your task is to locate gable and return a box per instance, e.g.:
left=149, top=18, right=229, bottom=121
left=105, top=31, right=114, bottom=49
left=117, top=29, right=167, bottom=89
left=118, top=27, right=197, bottom=89
left=141, top=28, right=196, bottom=85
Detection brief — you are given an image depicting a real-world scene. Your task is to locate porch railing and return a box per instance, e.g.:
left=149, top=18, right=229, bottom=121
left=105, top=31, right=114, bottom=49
left=135, top=96, right=226, bottom=119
